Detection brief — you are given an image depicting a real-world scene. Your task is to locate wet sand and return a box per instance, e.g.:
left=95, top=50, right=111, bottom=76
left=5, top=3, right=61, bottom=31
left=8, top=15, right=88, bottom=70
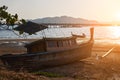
left=0, top=39, right=120, bottom=80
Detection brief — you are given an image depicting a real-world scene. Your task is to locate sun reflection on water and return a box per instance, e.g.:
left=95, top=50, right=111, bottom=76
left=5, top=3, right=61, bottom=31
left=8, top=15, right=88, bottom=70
left=94, top=26, right=120, bottom=45
left=108, top=26, right=120, bottom=38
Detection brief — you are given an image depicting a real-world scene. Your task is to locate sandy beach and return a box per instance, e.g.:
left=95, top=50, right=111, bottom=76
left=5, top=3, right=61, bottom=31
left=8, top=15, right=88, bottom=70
left=0, top=39, right=120, bottom=80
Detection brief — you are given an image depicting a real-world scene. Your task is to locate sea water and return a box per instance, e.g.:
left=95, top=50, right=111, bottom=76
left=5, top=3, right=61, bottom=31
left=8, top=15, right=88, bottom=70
left=1, top=26, right=120, bottom=44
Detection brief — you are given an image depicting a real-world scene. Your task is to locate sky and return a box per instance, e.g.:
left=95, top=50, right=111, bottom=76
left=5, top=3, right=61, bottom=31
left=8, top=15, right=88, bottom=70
left=1, top=0, right=120, bottom=22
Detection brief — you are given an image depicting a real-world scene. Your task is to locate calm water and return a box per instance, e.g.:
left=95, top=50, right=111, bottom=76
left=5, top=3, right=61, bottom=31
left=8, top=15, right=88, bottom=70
left=1, top=26, right=120, bottom=41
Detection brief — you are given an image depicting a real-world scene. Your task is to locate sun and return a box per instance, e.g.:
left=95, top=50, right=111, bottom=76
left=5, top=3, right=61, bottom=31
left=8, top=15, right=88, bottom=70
left=115, top=12, right=120, bottom=21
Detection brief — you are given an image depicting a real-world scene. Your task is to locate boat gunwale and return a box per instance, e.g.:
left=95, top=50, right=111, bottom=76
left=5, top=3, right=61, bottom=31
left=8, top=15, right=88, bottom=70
left=25, top=36, right=77, bottom=47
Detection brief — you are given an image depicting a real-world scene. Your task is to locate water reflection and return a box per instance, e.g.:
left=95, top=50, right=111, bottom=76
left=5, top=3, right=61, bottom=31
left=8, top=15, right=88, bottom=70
left=94, top=26, right=120, bottom=39
left=93, top=26, right=120, bottom=44
left=108, top=26, right=120, bottom=38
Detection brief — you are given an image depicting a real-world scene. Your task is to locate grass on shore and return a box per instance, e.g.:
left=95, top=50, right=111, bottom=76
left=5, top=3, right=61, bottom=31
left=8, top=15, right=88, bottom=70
left=32, top=71, right=64, bottom=77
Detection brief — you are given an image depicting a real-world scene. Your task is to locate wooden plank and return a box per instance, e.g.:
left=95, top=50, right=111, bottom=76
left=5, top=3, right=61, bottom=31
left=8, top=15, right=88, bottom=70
left=102, top=47, right=115, bottom=58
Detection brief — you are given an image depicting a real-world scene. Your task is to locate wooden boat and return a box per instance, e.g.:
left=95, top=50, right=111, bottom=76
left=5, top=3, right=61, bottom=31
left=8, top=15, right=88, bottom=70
left=0, top=28, right=94, bottom=70
left=71, top=33, right=86, bottom=38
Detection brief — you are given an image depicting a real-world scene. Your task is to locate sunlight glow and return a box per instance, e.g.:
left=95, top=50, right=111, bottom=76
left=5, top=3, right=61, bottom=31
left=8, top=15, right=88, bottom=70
left=110, top=27, right=120, bottom=38
left=115, top=12, right=120, bottom=21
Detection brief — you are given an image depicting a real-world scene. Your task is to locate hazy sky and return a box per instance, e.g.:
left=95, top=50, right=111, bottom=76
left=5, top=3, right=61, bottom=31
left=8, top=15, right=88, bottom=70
left=1, top=0, right=120, bottom=22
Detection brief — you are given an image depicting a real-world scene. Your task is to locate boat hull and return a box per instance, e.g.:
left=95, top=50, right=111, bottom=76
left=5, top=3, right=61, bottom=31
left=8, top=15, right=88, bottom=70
left=0, top=40, right=93, bottom=70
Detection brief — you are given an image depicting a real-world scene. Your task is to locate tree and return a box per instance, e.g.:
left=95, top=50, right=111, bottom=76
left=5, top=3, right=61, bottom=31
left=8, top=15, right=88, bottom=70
left=0, top=5, right=27, bottom=37
left=0, top=5, right=47, bottom=36
left=0, top=5, right=26, bottom=29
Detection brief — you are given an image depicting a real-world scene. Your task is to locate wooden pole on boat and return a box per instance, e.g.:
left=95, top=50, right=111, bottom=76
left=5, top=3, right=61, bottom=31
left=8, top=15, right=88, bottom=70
left=90, top=27, right=94, bottom=40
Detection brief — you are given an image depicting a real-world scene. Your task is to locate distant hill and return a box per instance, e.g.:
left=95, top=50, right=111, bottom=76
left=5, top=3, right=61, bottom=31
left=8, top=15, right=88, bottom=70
left=32, top=16, right=99, bottom=24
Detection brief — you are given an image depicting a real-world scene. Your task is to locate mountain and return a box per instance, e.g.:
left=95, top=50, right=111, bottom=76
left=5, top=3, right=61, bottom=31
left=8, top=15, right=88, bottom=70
left=32, top=16, right=98, bottom=24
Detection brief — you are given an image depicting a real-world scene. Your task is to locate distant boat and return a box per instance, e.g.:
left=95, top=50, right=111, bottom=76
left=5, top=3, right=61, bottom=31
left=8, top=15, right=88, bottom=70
left=0, top=26, right=94, bottom=70
left=71, top=33, right=86, bottom=38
